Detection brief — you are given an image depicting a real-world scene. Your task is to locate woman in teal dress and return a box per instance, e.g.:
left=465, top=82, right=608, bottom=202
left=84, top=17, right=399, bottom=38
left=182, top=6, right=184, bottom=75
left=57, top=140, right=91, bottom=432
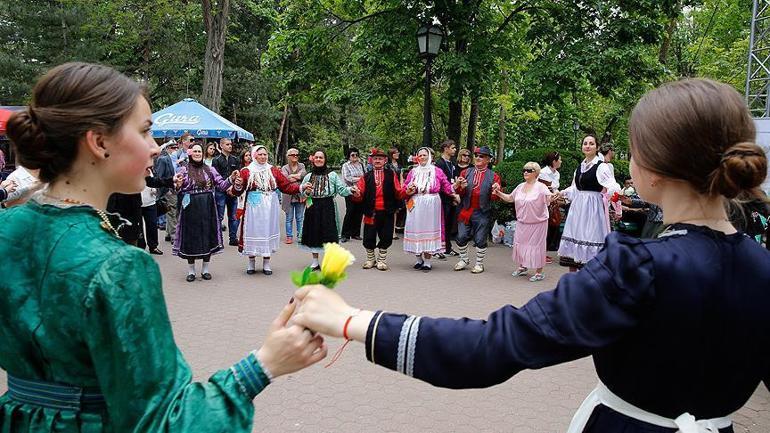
left=298, top=149, right=358, bottom=270
left=0, top=62, right=327, bottom=432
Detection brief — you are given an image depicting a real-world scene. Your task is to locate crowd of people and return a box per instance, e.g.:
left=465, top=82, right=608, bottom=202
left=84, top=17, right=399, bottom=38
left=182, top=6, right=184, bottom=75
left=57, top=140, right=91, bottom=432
left=1, top=61, right=770, bottom=433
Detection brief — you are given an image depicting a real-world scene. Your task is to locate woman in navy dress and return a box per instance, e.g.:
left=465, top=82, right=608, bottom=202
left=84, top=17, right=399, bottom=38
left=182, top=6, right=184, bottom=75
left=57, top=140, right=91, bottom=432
left=292, top=78, right=770, bottom=432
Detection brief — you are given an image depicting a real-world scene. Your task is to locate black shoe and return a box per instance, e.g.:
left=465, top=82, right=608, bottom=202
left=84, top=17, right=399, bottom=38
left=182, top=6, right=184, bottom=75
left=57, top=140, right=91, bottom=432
left=262, top=269, right=273, bottom=276
left=435, top=253, right=446, bottom=260
left=340, top=237, right=349, bottom=243
left=201, top=273, right=212, bottom=280
left=393, top=235, right=400, bottom=240
left=246, top=269, right=256, bottom=275
left=311, top=265, right=321, bottom=271
left=421, top=264, right=432, bottom=272
left=165, top=235, right=172, bottom=242
left=186, top=274, right=196, bottom=282
left=149, top=248, right=163, bottom=255
left=413, top=262, right=424, bottom=270
left=351, top=235, right=362, bottom=240
left=448, top=250, right=459, bottom=257
left=228, top=239, right=238, bottom=246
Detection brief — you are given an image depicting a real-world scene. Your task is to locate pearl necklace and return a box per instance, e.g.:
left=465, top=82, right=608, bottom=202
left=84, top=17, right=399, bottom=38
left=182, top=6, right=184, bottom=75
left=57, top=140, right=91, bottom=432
left=42, top=194, right=121, bottom=238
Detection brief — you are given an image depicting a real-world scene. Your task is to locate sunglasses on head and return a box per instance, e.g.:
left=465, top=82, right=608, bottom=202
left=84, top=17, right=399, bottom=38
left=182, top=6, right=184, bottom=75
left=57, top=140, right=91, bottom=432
left=522, top=168, right=536, bottom=174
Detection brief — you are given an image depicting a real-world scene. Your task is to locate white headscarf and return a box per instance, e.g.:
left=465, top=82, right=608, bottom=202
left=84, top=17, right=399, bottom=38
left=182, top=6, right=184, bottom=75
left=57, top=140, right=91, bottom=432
left=411, top=147, right=435, bottom=193
left=247, top=145, right=276, bottom=191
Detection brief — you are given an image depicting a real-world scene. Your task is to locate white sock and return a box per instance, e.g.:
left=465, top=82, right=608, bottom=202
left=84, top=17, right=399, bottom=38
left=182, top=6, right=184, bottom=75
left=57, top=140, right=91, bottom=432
left=415, top=255, right=424, bottom=265
left=263, top=257, right=271, bottom=271
left=423, top=258, right=431, bottom=267
left=202, top=262, right=210, bottom=274
left=311, top=258, right=319, bottom=268
left=247, top=257, right=256, bottom=271
left=188, top=263, right=196, bottom=275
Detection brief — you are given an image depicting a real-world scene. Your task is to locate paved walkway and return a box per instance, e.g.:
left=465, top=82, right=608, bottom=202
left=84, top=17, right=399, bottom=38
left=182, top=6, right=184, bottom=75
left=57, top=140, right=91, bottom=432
left=1, top=229, right=769, bottom=432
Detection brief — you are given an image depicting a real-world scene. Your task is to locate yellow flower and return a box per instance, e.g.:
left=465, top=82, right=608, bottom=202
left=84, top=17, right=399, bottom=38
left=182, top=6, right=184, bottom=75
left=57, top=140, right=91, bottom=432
left=320, top=243, right=355, bottom=282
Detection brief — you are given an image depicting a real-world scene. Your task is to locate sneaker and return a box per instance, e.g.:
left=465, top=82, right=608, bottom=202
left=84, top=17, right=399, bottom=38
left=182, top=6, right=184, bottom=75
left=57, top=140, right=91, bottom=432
left=447, top=250, right=459, bottom=257
left=435, top=253, right=446, bottom=260
left=285, top=237, right=293, bottom=244
left=471, top=264, right=484, bottom=274
left=529, top=273, right=545, bottom=282
left=511, top=267, right=528, bottom=277
left=186, top=274, right=196, bottom=282
left=454, top=260, right=469, bottom=271
left=228, top=239, right=238, bottom=246
left=201, top=273, right=212, bottom=280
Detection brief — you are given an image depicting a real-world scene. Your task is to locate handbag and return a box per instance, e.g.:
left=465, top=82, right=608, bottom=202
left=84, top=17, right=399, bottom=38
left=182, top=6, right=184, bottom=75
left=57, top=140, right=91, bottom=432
left=548, top=201, right=562, bottom=227
left=156, top=197, right=169, bottom=216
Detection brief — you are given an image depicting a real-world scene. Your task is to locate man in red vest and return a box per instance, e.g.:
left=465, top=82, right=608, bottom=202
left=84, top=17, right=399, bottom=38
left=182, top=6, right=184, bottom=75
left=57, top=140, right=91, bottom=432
left=352, top=148, right=407, bottom=270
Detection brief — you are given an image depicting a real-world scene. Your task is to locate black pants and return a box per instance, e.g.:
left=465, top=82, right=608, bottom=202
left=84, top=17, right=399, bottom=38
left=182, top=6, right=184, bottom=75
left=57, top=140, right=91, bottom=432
left=363, top=211, right=395, bottom=250
left=442, top=201, right=457, bottom=253
left=546, top=223, right=561, bottom=251
left=141, top=205, right=159, bottom=250
left=341, top=196, right=363, bottom=238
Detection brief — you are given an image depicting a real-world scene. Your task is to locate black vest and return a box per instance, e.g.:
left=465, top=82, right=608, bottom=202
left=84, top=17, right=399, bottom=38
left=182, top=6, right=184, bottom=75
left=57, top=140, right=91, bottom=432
left=363, top=168, right=398, bottom=216
left=575, top=161, right=604, bottom=192
left=460, top=167, right=494, bottom=212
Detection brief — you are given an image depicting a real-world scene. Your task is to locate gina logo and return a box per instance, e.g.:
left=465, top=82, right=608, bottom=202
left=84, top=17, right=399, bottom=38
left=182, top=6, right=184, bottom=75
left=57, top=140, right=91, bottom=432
left=155, top=113, right=201, bottom=126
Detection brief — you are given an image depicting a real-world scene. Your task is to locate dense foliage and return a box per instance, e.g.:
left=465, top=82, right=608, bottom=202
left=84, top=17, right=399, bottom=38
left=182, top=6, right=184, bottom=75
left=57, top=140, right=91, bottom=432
left=0, top=0, right=753, bottom=168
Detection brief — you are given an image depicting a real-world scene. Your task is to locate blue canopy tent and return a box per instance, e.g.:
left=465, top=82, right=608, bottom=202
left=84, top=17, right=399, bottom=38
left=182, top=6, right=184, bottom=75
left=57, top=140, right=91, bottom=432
left=151, top=98, right=254, bottom=141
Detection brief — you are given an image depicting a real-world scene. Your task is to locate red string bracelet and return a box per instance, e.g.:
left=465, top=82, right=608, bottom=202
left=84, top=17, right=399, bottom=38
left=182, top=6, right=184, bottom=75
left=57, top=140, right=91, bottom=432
left=325, top=309, right=361, bottom=368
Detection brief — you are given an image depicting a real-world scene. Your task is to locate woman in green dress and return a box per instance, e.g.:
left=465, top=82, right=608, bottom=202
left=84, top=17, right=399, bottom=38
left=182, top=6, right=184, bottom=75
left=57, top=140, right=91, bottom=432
left=0, top=62, right=327, bottom=432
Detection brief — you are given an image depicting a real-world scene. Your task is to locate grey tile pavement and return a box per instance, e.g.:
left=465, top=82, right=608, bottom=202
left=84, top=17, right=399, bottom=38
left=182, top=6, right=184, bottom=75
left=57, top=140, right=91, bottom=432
left=1, top=226, right=768, bottom=432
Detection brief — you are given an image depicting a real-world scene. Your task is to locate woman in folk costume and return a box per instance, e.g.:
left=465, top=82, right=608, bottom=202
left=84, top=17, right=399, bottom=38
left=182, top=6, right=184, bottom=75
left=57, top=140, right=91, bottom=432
left=173, top=142, right=239, bottom=282
left=293, top=78, right=770, bottom=433
left=557, top=134, right=621, bottom=271
left=298, top=149, right=357, bottom=270
left=231, top=145, right=299, bottom=275
left=402, top=147, right=459, bottom=271
left=0, top=62, right=325, bottom=433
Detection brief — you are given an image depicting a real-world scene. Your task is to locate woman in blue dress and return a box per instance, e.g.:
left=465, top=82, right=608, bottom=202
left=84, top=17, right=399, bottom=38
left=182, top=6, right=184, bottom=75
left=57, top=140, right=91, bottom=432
left=292, top=78, right=770, bottom=432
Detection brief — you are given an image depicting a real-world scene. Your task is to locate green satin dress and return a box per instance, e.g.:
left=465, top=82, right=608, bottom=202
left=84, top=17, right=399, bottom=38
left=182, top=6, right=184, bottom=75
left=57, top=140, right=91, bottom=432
left=0, top=198, right=267, bottom=432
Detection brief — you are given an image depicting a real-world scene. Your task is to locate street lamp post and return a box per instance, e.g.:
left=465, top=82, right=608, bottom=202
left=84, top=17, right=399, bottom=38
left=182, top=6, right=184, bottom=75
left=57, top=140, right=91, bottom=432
left=573, top=120, right=580, bottom=148
left=417, top=24, right=444, bottom=148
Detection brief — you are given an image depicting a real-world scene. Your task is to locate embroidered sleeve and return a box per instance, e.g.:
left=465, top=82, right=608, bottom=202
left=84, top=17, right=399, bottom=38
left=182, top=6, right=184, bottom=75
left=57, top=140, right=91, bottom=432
left=274, top=167, right=300, bottom=195
left=597, top=163, right=621, bottom=194
left=331, top=172, right=353, bottom=197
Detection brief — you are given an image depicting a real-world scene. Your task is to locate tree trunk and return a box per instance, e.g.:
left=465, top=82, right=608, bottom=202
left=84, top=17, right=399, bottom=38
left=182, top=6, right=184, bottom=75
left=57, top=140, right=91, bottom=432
left=658, top=16, right=677, bottom=65
left=276, top=100, right=289, bottom=164
left=467, top=94, right=479, bottom=150
left=339, top=104, right=350, bottom=158
left=201, top=0, right=231, bottom=114
left=497, top=70, right=508, bottom=162
left=448, top=98, right=463, bottom=146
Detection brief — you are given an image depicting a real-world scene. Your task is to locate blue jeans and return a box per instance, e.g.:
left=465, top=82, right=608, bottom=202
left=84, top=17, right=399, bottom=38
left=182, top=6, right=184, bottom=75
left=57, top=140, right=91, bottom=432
left=285, top=201, right=305, bottom=238
left=215, top=191, right=239, bottom=242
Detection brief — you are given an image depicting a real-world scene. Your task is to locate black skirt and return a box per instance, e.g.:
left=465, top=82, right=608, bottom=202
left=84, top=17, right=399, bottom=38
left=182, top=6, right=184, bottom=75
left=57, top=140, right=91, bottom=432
left=300, top=196, right=339, bottom=249
left=173, top=191, right=223, bottom=259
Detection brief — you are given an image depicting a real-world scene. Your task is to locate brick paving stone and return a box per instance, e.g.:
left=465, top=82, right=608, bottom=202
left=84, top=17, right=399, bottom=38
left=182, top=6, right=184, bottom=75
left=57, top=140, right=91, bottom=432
left=1, top=214, right=768, bottom=432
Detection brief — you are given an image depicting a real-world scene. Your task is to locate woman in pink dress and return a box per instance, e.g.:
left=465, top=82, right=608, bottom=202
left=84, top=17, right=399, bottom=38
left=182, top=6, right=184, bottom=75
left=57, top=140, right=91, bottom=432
left=494, top=162, right=554, bottom=281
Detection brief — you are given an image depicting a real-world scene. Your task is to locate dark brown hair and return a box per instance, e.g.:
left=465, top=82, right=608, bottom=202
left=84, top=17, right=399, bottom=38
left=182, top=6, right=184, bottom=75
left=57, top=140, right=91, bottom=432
left=629, top=78, right=767, bottom=200
left=542, top=151, right=561, bottom=168
left=7, top=62, right=145, bottom=183
left=388, top=147, right=400, bottom=162
left=440, top=139, right=456, bottom=151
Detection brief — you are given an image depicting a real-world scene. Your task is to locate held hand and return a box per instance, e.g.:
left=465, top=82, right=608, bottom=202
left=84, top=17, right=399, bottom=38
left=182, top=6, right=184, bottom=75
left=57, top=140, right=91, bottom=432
left=302, top=182, right=313, bottom=193
left=292, top=285, right=354, bottom=338
left=173, top=174, right=183, bottom=189
left=492, top=182, right=501, bottom=192
left=256, top=300, right=328, bottom=378
left=0, top=179, right=17, bottom=194
left=350, top=186, right=360, bottom=196
left=452, top=194, right=461, bottom=205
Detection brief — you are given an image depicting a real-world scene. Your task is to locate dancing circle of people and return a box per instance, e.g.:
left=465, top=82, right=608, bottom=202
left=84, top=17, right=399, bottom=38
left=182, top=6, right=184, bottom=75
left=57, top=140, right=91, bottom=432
left=1, top=62, right=770, bottom=433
